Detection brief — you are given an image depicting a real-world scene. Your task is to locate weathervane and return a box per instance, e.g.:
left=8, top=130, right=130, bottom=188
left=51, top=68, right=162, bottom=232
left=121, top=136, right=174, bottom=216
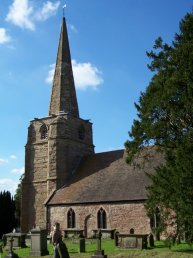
left=63, top=3, right=67, bottom=18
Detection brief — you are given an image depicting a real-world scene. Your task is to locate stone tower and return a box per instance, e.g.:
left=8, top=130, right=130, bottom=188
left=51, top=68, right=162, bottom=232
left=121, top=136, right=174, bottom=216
left=21, top=18, right=94, bottom=233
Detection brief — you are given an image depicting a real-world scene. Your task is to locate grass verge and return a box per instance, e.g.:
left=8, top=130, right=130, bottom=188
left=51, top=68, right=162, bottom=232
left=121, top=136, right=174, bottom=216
left=1, top=239, right=193, bottom=258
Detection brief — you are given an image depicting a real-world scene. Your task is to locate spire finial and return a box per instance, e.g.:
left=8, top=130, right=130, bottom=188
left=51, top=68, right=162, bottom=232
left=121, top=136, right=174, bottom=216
left=63, top=3, right=67, bottom=18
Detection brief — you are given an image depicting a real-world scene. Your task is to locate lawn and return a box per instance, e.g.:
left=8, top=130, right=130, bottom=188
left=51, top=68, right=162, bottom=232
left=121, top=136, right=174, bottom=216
left=1, top=239, right=193, bottom=258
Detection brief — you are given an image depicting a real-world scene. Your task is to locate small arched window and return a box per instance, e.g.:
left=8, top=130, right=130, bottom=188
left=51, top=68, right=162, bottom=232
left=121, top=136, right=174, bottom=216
left=150, top=207, right=160, bottom=228
left=150, top=207, right=161, bottom=240
left=67, top=208, right=76, bottom=228
left=40, top=124, right=48, bottom=140
left=78, top=125, right=85, bottom=140
left=97, top=208, right=107, bottom=229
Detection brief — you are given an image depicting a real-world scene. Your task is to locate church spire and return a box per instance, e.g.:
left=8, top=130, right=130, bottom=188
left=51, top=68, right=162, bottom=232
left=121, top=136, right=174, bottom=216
left=49, top=17, right=79, bottom=117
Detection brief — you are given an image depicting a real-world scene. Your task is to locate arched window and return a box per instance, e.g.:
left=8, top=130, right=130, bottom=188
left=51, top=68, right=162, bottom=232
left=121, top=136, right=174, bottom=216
left=67, top=208, right=76, bottom=228
left=97, top=208, right=107, bottom=229
left=150, top=207, right=161, bottom=240
left=40, top=124, right=48, bottom=140
left=150, top=207, right=160, bottom=229
left=78, top=125, right=85, bottom=140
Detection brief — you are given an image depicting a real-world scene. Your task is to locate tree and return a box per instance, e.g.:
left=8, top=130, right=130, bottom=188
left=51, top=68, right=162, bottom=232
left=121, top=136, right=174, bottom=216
left=14, top=176, right=23, bottom=228
left=0, top=191, right=16, bottom=238
left=125, top=10, right=193, bottom=241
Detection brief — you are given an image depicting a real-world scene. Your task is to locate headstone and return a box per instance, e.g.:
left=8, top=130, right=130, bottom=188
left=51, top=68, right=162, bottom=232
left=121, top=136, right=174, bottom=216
left=4, top=237, right=19, bottom=258
left=123, top=237, right=137, bottom=248
left=30, top=227, right=49, bottom=256
left=149, top=233, right=154, bottom=248
left=91, top=230, right=107, bottom=258
left=5, top=233, right=26, bottom=248
left=118, top=234, right=148, bottom=249
left=79, top=238, right=85, bottom=253
left=114, top=231, right=119, bottom=246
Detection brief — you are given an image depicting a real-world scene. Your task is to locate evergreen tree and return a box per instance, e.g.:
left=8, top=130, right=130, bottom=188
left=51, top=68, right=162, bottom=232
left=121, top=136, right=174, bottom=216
left=125, top=10, right=193, bottom=241
left=14, top=176, right=23, bottom=228
left=0, top=191, right=16, bottom=238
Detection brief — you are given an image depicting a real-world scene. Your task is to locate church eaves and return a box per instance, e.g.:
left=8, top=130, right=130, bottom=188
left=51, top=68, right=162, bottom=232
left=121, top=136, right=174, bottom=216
left=49, top=17, right=79, bottom=118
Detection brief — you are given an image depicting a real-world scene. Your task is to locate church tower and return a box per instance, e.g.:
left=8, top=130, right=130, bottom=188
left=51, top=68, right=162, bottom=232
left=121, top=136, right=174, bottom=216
left=21, top=18, right=94, bottom=232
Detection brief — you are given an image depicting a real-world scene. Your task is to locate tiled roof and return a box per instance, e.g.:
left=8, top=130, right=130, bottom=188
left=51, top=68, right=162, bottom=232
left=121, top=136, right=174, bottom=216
left=47, top=148, right=164, bottom=205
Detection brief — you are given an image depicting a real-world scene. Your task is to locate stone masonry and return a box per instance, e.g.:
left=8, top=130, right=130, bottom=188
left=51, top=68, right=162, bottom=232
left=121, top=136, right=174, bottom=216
left=21, top=16, right=159, bottom=236
left=21, top=17, right=94, bottom=233
left=47, top=202, right=151, bottom=238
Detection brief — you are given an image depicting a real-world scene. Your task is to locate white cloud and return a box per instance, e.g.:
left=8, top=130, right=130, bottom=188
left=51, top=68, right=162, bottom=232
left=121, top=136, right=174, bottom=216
left=0, top=28, right=11, bottom=44
left=46, top=60, right=103, bottom=90
left=11, top=167, right=24, bottom=175
left=72, top=60, right=103, bottom=90
left=46, top=63, right=55, bottom=84
left=6, top=0, right=35, bottom=30
left=0, top=178, right=18, bottom=196
left=36, top=1, right=60, bottom=21
left=0, top=158, right=8, bottom=165
left=69, top=24, right=78, bottom=33
left=10, top=155, right=17, bottom=160
left=6, top=0, right=60, bottom=31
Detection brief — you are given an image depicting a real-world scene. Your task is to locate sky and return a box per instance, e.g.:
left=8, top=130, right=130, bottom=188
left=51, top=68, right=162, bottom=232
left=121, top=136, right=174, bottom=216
left=0, top=0, right=192, bottom=196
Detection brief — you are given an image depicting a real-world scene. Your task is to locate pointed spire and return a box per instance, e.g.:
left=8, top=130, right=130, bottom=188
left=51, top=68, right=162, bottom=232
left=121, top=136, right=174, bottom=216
left=49, top=18, right=79, bottom=117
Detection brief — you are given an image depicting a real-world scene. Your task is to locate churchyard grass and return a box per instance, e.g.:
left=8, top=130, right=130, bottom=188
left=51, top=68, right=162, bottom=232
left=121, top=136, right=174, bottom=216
left=2, top=239, right=193, bottom=257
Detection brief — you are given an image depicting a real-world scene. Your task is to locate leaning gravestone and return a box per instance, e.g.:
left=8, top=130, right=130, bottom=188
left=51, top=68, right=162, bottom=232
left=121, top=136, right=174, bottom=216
left=5, top=233, right=26, bottom=248
left=4, top=237, right=19, bottom=258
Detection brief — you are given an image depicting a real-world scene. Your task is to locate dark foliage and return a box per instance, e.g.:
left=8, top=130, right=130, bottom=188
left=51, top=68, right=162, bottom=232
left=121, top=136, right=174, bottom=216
left=0, top=191, right=16, bottom=238
left=14, top=176, right=22, bottom=228
left=125, top=10, right=193, bottom=241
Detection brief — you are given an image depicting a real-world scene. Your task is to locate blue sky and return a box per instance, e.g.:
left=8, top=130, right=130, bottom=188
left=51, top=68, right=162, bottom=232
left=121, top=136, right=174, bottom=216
left=0, top=0, right=192, bottom=196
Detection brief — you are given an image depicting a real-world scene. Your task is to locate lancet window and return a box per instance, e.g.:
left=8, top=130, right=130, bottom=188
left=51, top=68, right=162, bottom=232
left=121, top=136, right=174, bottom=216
left=97, top=207, right=107, bottom=229
left=40, top=124, right=48, bottom=140
left=67, top=208, right=76, bottom=228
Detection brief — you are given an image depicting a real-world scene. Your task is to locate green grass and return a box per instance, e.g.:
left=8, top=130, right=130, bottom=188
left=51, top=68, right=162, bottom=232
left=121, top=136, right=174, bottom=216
left=1, top=239, right=193, bottom=258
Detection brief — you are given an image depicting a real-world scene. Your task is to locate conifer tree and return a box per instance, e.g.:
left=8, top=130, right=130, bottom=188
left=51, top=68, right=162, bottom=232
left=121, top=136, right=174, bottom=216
left=125, top=10, right=193, bottom=241
left=14, top=176, right=23, bottom=227
left=0, top=191, right=16, bottom=238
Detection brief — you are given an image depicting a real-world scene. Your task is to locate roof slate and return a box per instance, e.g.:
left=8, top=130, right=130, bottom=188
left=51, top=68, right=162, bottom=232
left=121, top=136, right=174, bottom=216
left=47, top=148, right=164, bottom=205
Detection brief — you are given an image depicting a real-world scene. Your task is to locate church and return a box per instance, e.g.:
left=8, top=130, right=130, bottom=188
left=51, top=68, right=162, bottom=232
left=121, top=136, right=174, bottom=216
left=21, top=18, right=163, bottom=237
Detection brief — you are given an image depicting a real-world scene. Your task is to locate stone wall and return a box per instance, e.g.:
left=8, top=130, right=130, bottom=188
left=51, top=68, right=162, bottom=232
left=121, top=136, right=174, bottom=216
left=21, top=114, right=94, bottom=233
left=48, top=202, right=151, bottom=237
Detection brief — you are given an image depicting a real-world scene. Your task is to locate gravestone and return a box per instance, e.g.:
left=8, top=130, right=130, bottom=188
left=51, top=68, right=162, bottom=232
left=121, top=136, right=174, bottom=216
left=30, top=228, right=49, bottom=256
left=5, top=233, right=26, bottom=248
left=4, top=237, right=19, bottom=258
left=122, top=237, right=137, bottom=248
left=91, top=230, right=107, bottom=258
left=117, top=234, right=148, bottom=249
left=149, top=233, right=154, bottom=247
left=79, top=238, right=85, bottom=253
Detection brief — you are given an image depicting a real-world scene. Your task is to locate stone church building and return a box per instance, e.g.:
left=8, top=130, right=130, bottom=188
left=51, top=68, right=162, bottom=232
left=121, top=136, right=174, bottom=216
left=21, top=18, right=163, bottom=237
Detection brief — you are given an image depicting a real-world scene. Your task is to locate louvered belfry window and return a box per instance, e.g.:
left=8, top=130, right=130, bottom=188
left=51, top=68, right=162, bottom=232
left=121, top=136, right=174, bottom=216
left=40, top=124, right=48, bottom=140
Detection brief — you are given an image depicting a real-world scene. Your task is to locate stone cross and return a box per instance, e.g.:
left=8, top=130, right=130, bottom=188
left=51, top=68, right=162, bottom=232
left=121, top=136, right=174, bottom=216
left=4, top=237, right=19, bottom=258
left=9, top=237, right=14, bottom=254
left=97, top=229, right=102, bottom=251
left=91, top=229, right=107, bottom=258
